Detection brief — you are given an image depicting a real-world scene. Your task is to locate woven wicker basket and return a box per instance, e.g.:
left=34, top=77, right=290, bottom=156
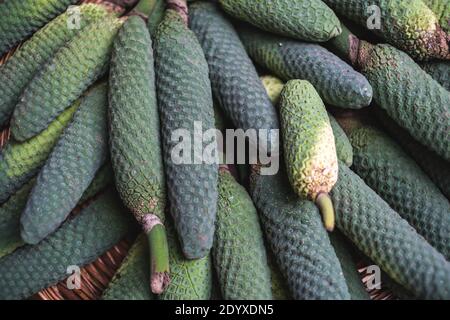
left=0, top=1, right=395, bottom=300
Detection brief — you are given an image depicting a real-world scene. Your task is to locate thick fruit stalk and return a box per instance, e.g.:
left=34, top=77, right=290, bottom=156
left=260, top=75, right=353, bottom=166
left=109, top=15, right=169, bottom=294
left=329, top=232, right=369, bottom=300
left=0, top=102, right=78, bottom=203
left=20, top=84, right=109, bottom=245
left=279, top=80, right=338, bottom=231
left=238, top=24, right=373, bottom=109
left=343, top=120, right=450, bottom=260
left=218, top=0, right=341, bottom=42
left=159, top=221, right=212, bottom=300
left=147, top=0, right=165, bottom=35
left=0, top=3, right=116, bottom=128
left=0, top=0, right=78, bottom=56
left=11, top=16, right=124, bottom=141
left=154, top=8, right=218, bottom=259
left=0, top=190, right=134, bottom=300
left=214, top=165, right=272, bottom=300
left=322, top=0, right=450, bottom=60
left=331, top=163, right=450, bottom=299
left=102, top=235, right=155, bottom=300
left=189, top=2, right=279, bottom=152
left=376, top=109, right=450, bottom=200
left=250, top=166, right=350, bottom=300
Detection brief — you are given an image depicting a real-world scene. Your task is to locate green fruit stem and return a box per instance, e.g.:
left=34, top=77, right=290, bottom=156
left=143, top=214, right=170, bottom=294
left=328, top=24, right=361, bottom=66
left=132, top=0, right=158, bottom=17
left=316, top=193, right=335, bottom=232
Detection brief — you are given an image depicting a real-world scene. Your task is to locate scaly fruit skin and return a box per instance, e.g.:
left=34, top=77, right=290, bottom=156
left=0, top=0, right=77, bottom=56
left=238, top=25, right=373, bottom=109
left=79, top=163, right=114, bottom=203
left=160, top=222, right=212, bottom=300
left=189, top=2, right=279, bottom=151
left=214, top=168, right=272, bottom=300
left=102, top=235, right=154, bottom=300
left=250, top=169, right=350, bottom=300
left=348, top=126, right=450, bottom=260
left=20, top=84, right=109, bottom=245
left=0, top=103, right=78, bottom=203
left=109, top=16, right=166, bottom=221
left=422, top=0, right=450, bottom=33
left=0, top=3, right=112, bottom=128
left=421, top=61, right=450, bottom=91
left=331, top=163, right=450, bottom=299
left=218, top=0, right=341, bottom=42
left=358, top=43, right=450, bottom=162
left=154, top=10, right=218, bottom=259
left=328, top=114, right=353, bottom=167
left=329, top=232, right=369, bottom=300
left=322, top=0, right=450, bottom=60
left=0, top=191, right=134, bottom=300
left=11, top=16, right=123, bottom=141
left=376, top=109, right=450, bottom=199
left=279, top=80, right=338, bottom=201
left=259, top=75, right=354, bottom=167
left=0, top=179, right=34, bottom=259
left=260, top=75, right=284, bottom=105
left=267, top=252, right=291, bottom=300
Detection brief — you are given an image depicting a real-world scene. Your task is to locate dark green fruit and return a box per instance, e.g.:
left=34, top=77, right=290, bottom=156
left=0, top=190, right=134, bottom=300
left=421, top=61, right=450, bottom=91
left=322, top=0, right=450, bottom=60
left=214, top=167, right=272, bottom=300
left=20, top=84, right=109, bottom=245
left=189, top=2, right=279, bottom=151
left=0, top=0, right=78, bottom=56
left=331, top=163, right=450, bottom=299
left=238, top=24, right=373, bottom=109
left=102, top=235, right=155, bottom=300
left=218, top=0, right=341, bottom=42
left=250, top=167, right=350, bottom=300
left=0, top=103, right=78, bottom=203
left=11, top=16, right=123, bottom=141
left=154, top=9, right=218, bottom=259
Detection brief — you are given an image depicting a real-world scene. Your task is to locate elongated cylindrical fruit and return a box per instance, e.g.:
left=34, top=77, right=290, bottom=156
left=102, top=235, right=155, bottom=300
left=250, top=167, right=350, bottom=300
left=238, top=24, right=373, bottom=109
left=347, top=124, right=450, bottom=260
left=280, top=80, right=338, bottom=231
left=356, top=42, right=450, bottom=162
left=154, top=9, right=218, bottom=259
left=421, top=61, right=450, bottom=91
left=260, top=75, right=353, bottom=167
left=329, top=232, right=369, bottom=300
left=322, top=0, right=450, bottom=60
left=109, top=15, right=169, bottom=294
left=376, top=109, right=450, bottom=200
left=331, top=163, right=450, bottom=299
left=11, top=16, right=123, bottom=141
left=218, top=0, right=341, bottom=42
left=0, top=190, right=134, bottom=300
left=159, top=221, right=212, bottom=300
left=189, top=2, right=279, bottom=152
left=0, top=0, right=78, bottom=56
left=0, top=102, right=78, bottom=203
left=20, top=84, right=109, bottom=245
left=267, top=252, right=291, bottom=300
left=0, top=3, right=116, bottom=128
left=214, top=166, right=272, bottom=300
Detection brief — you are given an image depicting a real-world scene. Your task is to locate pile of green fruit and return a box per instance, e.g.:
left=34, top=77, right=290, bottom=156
left=0, top=0, right=449, bottom=300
